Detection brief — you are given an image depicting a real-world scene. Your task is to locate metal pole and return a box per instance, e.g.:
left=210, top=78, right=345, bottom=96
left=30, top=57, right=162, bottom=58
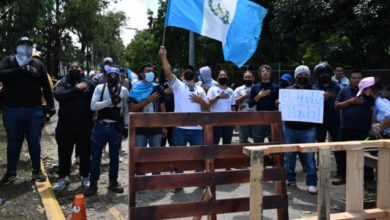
left=189, top=31, right=195, bottom=66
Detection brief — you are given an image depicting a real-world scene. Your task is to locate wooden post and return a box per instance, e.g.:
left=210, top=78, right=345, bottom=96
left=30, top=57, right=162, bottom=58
left=346, top=148, right=364, bottom=212
left=249, top=150, right=264, bottom=220
left=377, top=148, right=390, bottom=220
left=317, top=148, right=331, bottom=220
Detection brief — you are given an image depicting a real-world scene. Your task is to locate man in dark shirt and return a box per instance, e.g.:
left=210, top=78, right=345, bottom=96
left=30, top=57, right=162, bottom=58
left=248, top=65, right=279, bottom=142
left=0, top=37, right=55, bottom=185
left=312, top=62, right=341, bottom=143
left=334, top=70, right=375, bottom=185
left=52, top=62, right=95, bottom=191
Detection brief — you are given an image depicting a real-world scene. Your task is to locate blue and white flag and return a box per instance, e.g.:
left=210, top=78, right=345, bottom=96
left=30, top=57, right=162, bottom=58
left=165, top=0, right=267, bottom=67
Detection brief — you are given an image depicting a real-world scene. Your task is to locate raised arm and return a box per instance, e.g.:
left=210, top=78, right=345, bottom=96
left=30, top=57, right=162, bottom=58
left=159, top=46, right=174, bottom=82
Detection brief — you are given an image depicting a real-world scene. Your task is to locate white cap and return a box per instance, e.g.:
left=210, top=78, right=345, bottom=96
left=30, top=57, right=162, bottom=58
left=294, top=65, right=310, bottom=78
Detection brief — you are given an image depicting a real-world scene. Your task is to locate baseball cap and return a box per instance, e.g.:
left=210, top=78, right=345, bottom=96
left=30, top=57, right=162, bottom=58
left=106, top=67, right=120, bottom=75
left=280, top=73, right=292, bottom=82
left=294, top=65, right=310, bottom=78
left=356, top=76, right=375, bottom=97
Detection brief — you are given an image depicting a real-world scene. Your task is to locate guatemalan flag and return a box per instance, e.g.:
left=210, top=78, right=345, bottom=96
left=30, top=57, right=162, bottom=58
left=165, top=0, right=268, bottom=67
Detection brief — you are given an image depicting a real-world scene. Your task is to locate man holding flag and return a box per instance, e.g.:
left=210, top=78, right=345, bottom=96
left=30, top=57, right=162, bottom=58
left=164, top=0, right=267, bottom=67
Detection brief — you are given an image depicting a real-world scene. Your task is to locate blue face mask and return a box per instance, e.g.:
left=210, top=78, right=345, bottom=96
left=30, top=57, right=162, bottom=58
left=145, top=72, right=155, bottom=82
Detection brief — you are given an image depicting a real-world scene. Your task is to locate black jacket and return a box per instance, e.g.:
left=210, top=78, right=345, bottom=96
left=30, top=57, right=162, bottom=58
left=54, top=76, right=94, bottom=124
left=0, top=56, right=54, bottom=108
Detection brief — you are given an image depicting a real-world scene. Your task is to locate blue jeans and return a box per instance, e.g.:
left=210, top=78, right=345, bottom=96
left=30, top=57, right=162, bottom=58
left=90, top=123, right=121, bottom=182
left=136, top=133, right=162, bottom=147
left=213, top=126, right=233, bottom=144
left=283, top=126, right=317, bottom=186
left=2, top=106, right=44, bottom=172
left=173, top=127, right=204, bottom=146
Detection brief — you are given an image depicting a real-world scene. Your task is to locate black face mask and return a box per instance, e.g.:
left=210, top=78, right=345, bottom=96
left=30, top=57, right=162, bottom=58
left=244, top=80, right=253, bottom=87
left=279, top=80, right=289, bottom=88
left=319, top=75, right=331, bottom=84
left=296, top=76, right=309, bottom=86
left=107, top=75, right=119, bottom=86
left=218, top=77, right=228, bottom=85
left=68, top=69, right=81, bottom=82
left=183, top=71, right=195, bottom=81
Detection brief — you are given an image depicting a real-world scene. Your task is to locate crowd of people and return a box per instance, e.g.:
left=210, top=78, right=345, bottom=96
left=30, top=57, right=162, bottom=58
left=0, top=38, right=389, bottom=204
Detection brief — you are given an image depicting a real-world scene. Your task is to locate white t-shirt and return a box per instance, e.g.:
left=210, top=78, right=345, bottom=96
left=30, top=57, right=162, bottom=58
left=234, top=85, right=255, bottom=112
left=207, top=86, right=235, bottom=112
left=169, top=76, right=207, bottom=130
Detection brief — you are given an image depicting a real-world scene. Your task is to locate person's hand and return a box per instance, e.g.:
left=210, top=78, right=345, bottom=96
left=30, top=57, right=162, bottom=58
left=349, top=97, right=364, bottom=105
left=76, top=82, right=87, bottom=90
left=275, top=99, right=280, bottom=106
left=23, top=65, right=39, bottom=76
left=159, top=46, right=167, bottom=58
left=162, top=128, right=167, bottom=138
left=111, top=94, right=121, bottom=105
left=189, top=93, right=204, bottom=104
left=257, top=89, right=271, bottom=98
left=217, top=92, right=230, bottom=99
left=370, top=123, right=382, bottom=139
left=147, top=92, right=160, bottom=103
left=324, top=92, right=337, bottom=100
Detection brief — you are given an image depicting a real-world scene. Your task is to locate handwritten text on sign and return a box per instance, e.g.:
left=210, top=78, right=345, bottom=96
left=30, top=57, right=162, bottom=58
left=279, top=89, right=324, bottom=123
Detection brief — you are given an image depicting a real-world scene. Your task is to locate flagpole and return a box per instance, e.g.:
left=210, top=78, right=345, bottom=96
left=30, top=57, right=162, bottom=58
left=162, top=26, right=167, bottom=46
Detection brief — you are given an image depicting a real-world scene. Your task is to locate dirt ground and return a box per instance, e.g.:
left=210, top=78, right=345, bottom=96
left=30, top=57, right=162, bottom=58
left=0, top=113, right=378, bottom=219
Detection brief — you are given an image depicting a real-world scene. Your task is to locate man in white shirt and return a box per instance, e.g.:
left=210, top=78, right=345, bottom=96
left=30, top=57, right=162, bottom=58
left=85, top=67, right=129, bottom=196
left=159, top=46, right=209, bottom=146
left=331, top=64, right=349, bottom=89
left=234, top=71, right=256, bottom=143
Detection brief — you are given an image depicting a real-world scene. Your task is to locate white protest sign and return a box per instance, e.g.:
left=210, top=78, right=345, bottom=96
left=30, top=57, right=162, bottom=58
left=279, top=89, right=324, bottom=123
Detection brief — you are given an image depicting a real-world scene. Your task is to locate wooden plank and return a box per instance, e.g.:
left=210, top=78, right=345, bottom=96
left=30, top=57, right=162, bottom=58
left=129, top=111, right=282, bottom=127
left=377, top=148, right=390, bottom=210
left=346, top=148, right=364, bottom=212
left=318, top=148, right=331, bottom=220
left=133, top=142, right=281, bottom=162
left=244, top=140, right=385, bottom=155
left=364, top=153, right=378, bottom=169
left=128, top=126, right=136, bottom=220
left=249, top=150, right=264, bottom=220
left=132, top=196, right=285, bottom=219
left=295, top=208, right=390, bottom=220
left=134, top=168, right=284, bottom=190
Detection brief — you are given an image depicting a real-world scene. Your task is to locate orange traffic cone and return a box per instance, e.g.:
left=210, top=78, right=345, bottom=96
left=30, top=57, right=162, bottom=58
left=71, top=194, right=87, bottom=220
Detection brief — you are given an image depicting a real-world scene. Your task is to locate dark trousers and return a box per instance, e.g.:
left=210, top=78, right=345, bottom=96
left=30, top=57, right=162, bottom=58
left=55, top=122, right=92, bottom=178
left=213, top=126, right=234, bottom=144
left=161, top=127, right=173, bottom=146
left=335, top=128, right=375, bottom=180
left=316, top=123, right=340, bottom=142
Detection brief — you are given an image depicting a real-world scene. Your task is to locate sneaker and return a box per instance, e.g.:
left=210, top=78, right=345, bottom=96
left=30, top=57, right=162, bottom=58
left=81, top=176, right=90, bottom=188
left=108, top=181, right=124, bottom=193
left=84, top=182, right=98, bottom=197
left=53, top=176, right=70, bottom=191
left=32, top=170, right=47, bottom=182
left=286, top=181, right=296, bottom=186
left=307, top=186, right=317, bottom=194
left=0, top=172, right=17, bottom=186
left=331, top=176, right=346, bottom=185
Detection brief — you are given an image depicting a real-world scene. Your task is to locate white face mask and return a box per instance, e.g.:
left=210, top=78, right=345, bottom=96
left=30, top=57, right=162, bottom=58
left=16, top=45, right=33, bottom=66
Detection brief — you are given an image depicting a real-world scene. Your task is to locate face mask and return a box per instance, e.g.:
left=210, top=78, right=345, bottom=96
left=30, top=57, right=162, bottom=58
left=107, top=74, right=119, bottom=86
left=145, top=72, right=155, bottom=82
left=244, top=80, right=253, bottom=87
left=296, top=76, right=309, bottom=86
left=218, top=77, right=228, bottom=85
left=104, top=64, right=111, bottom=73
left=183, top=71, right=195, bottom=81
left=16, top=45, right=33, bottom=66
left=279, top=80, right=289, bottom=88
left=319, top=75, right=331, bottom=84
left=68, top=69, right=81, bottom=82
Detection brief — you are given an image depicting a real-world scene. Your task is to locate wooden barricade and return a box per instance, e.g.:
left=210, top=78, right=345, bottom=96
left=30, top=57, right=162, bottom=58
left=244, top=140, right=390, bottom=220
left=129, top=112, right=289, bottom=220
